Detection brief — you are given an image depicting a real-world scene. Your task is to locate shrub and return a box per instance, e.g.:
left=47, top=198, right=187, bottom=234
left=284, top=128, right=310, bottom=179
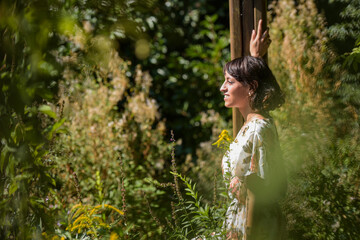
left=269, top=0, right=360, bottom=239
left=45, top=19, right=171, bottom=237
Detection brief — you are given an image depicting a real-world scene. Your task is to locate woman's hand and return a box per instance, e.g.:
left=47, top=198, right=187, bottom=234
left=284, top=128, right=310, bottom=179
left=229, top=176, right=246, bottom=205
left=250, top=19, right=271, bottom=58
left=229, top=176, right=240, bottom=194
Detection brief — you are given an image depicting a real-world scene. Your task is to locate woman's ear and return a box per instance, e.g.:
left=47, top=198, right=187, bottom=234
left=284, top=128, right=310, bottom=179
left=250, top=80, right=259, bottom=92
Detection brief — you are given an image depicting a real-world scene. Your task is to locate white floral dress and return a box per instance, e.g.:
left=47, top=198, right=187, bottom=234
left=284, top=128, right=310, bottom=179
left=222, top=118, right=286, bottom=240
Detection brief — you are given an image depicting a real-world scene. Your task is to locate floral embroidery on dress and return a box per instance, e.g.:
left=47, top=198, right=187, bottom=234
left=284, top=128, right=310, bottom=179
left=241, top=125, right=249, bottom=136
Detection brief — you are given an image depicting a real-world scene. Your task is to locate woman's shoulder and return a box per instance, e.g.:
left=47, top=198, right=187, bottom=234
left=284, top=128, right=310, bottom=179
left=247, top=117, right=277, bottom=140
left=234, top=116, right=277, bottom=141
left=248, top=117, right=274, bottom=130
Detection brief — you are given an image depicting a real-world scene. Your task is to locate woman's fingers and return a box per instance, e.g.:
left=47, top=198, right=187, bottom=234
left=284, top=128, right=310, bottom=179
left=257, top=19, right=263, bottom=40
left=262, top=29, right=269, bottom=39
left=261, top=29, right=270, bottom=44
left=251, top=29, right=256, bottom=41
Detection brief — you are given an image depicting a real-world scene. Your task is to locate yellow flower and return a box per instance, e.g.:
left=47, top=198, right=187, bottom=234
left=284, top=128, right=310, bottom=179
left=103, top=204, right=124, bottom=216
left=212, top=130, right=232, bottom=147
left=70, top=203, right=82, bottom=212
left=71, top=205, right=85, bottom=220
left=72, top=216, right=90, bottom=226
left=110, top=232, right=119, bottom=240
left=67, top=203, right=124, bottom=236
left=90, top=204, right=124, bottom=216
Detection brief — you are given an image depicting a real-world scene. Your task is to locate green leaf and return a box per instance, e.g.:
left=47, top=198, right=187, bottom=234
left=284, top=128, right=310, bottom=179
left=38, top=105, right=57, bottom=119
left=1, top=146, right=11, bottom=172
left=9, top=181, right=19, bottom=195
left=45, top=173, right=56, bottom=187
left=47, top=117, right=66, bottom=139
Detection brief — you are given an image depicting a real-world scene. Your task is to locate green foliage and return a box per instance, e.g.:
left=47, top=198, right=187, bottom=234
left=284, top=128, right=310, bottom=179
left=343, top=37, right=360, bottom=71
left=156, top=129, right=234, bottom=239
left=140, top=4, right=231, bottom=159
left=168, top=172, right=228, bottom=239
left=0, top=0, right=66, bottom=238
left=285, top=138, right=360, bottom=240
left=49, top=30, right=171, bottom=237
left=187, top=111, right=230, bottom=201
left=2, top=0, right=360, bottom=239
left=269, top=0, right=360, bottom=239
left=326, top=0, right=360, bottom=135
left=328, top=0, right=360, bottom=42
left=269, top=0, right=334, bottom=183
left=64, top=203, right=123, bottom=238
left=1, top=0, right=174, bottom=238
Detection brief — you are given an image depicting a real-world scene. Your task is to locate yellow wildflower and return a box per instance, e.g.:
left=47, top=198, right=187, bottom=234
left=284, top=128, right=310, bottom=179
left=90, top=204, right=124, bottom=216
left=103, top=204, right=124, bottom=215
left=72, top=215, right=90, bottom=226
left=110, top=232, right=119, bottom=240
left=99, top=222, right=110, bottom=229
left=70, top=203, right=82, bottom=212
left=66, top=203, right=123, bottom=236
left=71, top=206, right=85, bottom=220
left=212, top=130, right=232, bottom=147
left=89, top=204, right=102, bottom=216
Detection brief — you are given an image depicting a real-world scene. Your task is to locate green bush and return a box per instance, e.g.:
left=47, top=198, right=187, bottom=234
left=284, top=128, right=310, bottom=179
left=0, top=1, right=65, bottom=238
left=269, top=0, right=360, bottom=239
left=50, top=46, right=172, bottom=238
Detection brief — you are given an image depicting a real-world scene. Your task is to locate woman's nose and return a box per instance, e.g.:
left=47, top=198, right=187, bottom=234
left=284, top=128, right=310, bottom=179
left=220, top=82, right=226, bottom=92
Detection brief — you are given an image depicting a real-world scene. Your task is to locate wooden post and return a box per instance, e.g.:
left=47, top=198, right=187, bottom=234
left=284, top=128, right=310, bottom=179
left=229, top=0, right=243, bottom=139
left=229, top=0, right=267, bottom=137
left=229, top=1, right=268, bottom=237
left=254, top=0, right=268, bottom=63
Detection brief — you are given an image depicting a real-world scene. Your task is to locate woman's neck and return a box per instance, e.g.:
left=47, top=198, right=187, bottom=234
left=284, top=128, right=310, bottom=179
left=240, top=109, right=265, bottom=124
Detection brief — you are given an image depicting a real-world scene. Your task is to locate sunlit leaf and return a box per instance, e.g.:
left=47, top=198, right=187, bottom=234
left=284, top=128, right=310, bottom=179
left=38, top=105, right=57, bottom=119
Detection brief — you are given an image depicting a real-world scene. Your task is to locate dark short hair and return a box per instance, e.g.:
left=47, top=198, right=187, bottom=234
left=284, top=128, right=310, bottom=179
left=223, top=56, right=285, bottom=113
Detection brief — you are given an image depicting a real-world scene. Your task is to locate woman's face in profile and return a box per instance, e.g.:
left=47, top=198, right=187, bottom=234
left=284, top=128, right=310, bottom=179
left=220, top=71, right=251, bottom=110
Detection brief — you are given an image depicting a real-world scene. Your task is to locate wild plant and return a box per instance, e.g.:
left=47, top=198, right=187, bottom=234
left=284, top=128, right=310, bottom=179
left=65, top=203, right=124, bottom=238
left=42, top=169, right=124, bottom=239
left=187, top=110, right=231, bottom=199
left=269, top=0, right=360, bottom=238
left=43, top=17, right=172, bottom=237
left=52, top=60, right=170, bottom=236
left=153, top=130, right=233, bottom=239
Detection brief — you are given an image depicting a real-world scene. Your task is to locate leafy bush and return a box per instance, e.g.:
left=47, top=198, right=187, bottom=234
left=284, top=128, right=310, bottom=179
left=0, top=1, right=65, bottom=238
left=269, top=0, right=360, bottom=239
left=51, top=48, right=171, bottom=237
left=155, top=130, right=232, bottom=239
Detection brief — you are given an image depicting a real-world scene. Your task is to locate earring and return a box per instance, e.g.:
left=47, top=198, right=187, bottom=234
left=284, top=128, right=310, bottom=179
left=248, top=92, right=251, bottom=96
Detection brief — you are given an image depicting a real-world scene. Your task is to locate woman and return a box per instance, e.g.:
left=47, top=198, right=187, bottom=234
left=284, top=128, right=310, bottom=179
left=220, top=20, right=287, bottom=240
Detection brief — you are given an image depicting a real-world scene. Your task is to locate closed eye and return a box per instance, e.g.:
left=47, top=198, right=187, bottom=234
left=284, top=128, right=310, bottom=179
left=227, top=79, right=234, bottom=84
